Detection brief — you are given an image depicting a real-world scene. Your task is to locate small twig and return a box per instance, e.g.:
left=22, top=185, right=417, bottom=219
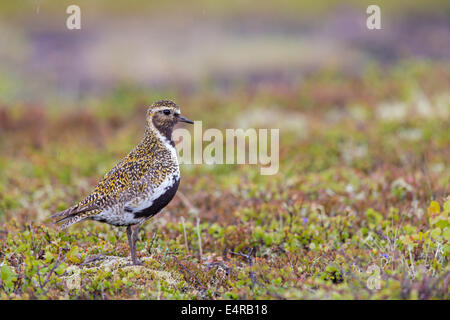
left=42, top=253, right=64, bottom=288
left=147, top=232, right=158, bottom=255
left=36, top=252, right=65, bottom=293
left=36, top=265, right=44, bottom=289
left=276, top=245, right=299, bottom=278
left=229, top=248, right=258, bottom=289
left=196, top=217, right=203, bottom=260
left=28, top=223, right=38, bottom=259
left=79, top=253, right=106, bottom=267
left=180, top=217, right=189, bottom=254
left=169, top=252, right=206, bottom=289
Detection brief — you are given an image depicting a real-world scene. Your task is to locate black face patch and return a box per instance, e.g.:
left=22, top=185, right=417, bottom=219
left=152, top=113, right=177, bottom=145
left=133, top=178, right=180, bottom=219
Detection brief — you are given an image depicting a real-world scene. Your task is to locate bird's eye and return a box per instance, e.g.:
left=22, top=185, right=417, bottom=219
left=163, top=109, right=171, bottom=115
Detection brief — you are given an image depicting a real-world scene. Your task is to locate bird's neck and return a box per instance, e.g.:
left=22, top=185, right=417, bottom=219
left=138, top=124, right=179, bottom=167
left=144, top=122, right=175, bottom=149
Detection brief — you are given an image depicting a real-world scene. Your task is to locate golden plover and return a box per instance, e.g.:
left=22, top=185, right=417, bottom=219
left=52, top=100, right=193, bottom=265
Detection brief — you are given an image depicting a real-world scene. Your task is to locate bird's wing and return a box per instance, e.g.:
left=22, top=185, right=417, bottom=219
left=51, top=158, right=154, bottom=227
left=51, top=161, right=128, bottom=224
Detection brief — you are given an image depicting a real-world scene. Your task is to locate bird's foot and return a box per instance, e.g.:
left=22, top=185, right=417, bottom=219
left=130, top=258, right=143, bottom=266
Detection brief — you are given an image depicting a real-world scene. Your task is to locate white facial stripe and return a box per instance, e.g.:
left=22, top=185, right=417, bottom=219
left=151, top=106, right=181, bottom=113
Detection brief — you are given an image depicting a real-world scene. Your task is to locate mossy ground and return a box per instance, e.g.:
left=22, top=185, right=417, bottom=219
left=0, top=62, right=449, bottom=299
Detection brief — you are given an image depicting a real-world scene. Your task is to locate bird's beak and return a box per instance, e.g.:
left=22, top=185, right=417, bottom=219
left=178, top=115, right=194, bottom=124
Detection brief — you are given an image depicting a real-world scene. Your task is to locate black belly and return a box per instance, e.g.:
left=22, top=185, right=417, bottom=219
left=132, top=178, right=180, bottom=219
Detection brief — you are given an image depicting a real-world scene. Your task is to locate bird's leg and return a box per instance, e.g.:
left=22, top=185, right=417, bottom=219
left=130, top=219, right=149, bottom=265
left=126, top=226, right=135, bottom=264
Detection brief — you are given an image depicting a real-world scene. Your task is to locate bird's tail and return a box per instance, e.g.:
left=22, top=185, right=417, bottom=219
left=55, top=214, right=88, bottom=230
left=51, top=205, right=97, bottom=230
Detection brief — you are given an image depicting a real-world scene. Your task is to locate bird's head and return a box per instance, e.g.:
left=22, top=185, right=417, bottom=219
left=145, top=100, right=193, bottom=140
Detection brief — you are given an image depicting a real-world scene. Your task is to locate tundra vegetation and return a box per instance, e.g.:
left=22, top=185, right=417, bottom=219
left=0, top=0, right=449, bottom=300
left=1, top=62, right=449, bottom=299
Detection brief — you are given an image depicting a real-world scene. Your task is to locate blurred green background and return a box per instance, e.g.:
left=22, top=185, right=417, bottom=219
left=1, top=0, right=449, bottom=103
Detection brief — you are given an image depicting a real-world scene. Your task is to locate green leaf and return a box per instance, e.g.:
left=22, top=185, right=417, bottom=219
left=443, top=228, right=450, bottom=242
left=54, top=263, right=67, bottom=276
left=1, top=265, right=17, bottom=292
left=428, top=201, right=440, bottom=217
left=430, top=228, right=442, bottom=240
left=1, top=265, right=16, bottom=282
left=366, top=208, right=383, bottom=224
left=443, top=199, right=450, bottom=213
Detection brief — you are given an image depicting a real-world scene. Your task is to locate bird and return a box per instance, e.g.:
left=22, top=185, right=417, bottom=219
left=51, top=100, right=194, bottom=265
